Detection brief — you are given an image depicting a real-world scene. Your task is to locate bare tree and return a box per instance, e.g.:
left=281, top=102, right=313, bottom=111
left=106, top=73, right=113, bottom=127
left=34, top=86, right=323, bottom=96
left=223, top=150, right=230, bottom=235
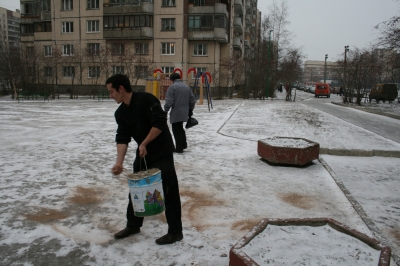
left=375, top=16, right=400, bottom=51
left=0, top=29, right=20, bottom=98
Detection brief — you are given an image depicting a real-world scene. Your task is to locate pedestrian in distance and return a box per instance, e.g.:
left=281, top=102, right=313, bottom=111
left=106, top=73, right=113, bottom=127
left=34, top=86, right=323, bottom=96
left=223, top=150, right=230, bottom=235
left=106, top=74, right=183, bottom=245
left=164, top=73, right=196, bottom=154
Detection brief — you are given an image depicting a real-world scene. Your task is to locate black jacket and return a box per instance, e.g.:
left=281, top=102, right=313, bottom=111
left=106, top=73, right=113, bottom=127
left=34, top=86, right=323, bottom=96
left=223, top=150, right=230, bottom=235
left=115, top=92, right=174, bottom=164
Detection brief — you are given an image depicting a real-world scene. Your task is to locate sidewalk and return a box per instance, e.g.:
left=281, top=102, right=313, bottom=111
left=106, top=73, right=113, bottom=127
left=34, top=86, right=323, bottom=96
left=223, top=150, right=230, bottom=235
left=0, top=98, right=399, bottom=265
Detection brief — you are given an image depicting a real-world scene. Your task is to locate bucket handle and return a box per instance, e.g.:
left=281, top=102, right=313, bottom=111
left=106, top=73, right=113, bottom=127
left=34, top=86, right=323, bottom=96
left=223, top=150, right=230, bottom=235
left=139, top=156, right=148, bottom=172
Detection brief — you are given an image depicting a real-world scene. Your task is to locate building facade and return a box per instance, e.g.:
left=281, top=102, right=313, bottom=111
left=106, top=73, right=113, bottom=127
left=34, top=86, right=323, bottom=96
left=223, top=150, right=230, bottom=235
left=0, top=7, right=20, bottom=46
left=19, top=0, right=260, bottom=91
left=303, top=60, right=337, bottom=84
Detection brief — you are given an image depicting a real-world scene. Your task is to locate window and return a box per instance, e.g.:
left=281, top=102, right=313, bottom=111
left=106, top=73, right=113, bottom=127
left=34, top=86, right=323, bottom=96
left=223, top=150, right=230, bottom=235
left=194, top=44, right=207, bottom=56
left=44, top=67, right=53, bottom=77
left=87, top=20, right=99, bottom=32
left=63, top=66, right=75, bottom=77
left=26, top=47, right=34, bottom=56
left=189, top=15, right=213, bottom=30
left=161, top=66, right=174, bottom=74
left=44, top=45, right=52, bottom=57
left=34, top=22, right=51, bottom=32
left=62, top=44, right=74, bottom=56
left=161, top=18, right=175, bottom=31
left=162, top=0, right=175, bottom=6
left=61, top=0, right=73, bottom=10
left=161, top=43, right=175, bottom=55
left=103, top=15, right=153, bottom=29
left=135, top=42, right=149, bottom=55
left=88, top=66, right=100, bottom=77
left=87, top=43, right=100, bottom=55
left=194, top=0, right=205, bottom=6
left=112, top=66, right=124, bottom=75
left=192, top=67, right=206, bottom=79
left=87, top=0, right=99, bottom=9
left=62, top=22, right=73, bottom=33
left=135, top=66, right=148, bottom=79
left=112, top=43, right=125, bottom=55
left=21, top=24, right=34, bottom=34
left=41, top=0, right=51, bottom=11
left=27, top=67, right=34, bottom=77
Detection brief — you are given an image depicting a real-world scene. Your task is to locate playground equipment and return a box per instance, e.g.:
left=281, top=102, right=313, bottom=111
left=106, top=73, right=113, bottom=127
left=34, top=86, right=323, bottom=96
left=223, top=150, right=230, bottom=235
left=146, top=68, right=213, bottom=111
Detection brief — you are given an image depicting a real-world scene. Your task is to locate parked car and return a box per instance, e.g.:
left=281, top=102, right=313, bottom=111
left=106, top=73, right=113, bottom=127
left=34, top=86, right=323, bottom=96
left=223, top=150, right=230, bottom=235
left=315, top=83, right=330, bottom=98
left=369, top=84, right=398, bottom=103
left=309, top=85, right=316, bottom=93
left=330, top=87, right=340, bottom=95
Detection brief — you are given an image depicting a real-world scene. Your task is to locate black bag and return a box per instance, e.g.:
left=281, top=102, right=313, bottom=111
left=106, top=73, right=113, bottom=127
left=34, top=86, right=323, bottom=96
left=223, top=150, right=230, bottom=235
left=186, top=117, right=198, bottom=129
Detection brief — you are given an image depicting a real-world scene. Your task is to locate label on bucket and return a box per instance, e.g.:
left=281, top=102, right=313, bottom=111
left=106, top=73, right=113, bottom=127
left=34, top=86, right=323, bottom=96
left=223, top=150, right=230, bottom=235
left=127, top=170, right=165, bottom=217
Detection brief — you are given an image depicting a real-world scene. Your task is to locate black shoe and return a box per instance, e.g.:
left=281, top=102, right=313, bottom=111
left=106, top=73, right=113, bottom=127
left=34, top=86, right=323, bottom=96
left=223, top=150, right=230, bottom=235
left=155, top=233, right=183, bottom=245
left=175, top=149, right=183, bottom=153
left=114, top=227, right=140, bottom=239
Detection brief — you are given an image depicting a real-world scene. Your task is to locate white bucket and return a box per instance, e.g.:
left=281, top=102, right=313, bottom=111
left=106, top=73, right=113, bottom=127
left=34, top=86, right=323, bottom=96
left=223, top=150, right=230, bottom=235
left=127, top=168, right=165, bottom=217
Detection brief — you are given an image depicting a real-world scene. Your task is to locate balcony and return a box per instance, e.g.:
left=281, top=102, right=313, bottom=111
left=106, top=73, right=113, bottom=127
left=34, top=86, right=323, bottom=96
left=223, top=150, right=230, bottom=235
left=245, top=1, right=252, bottom=13
left=40, top=11, right=51, bottom=21
left=234, top=0, right=243, bottom=15
left=244, top=40, right=250, bottom=48
left=188, top=3, right=228, bottom=17
left=103, top=1, right=153, bottom=14
left=34, top=32, right=52, bottom=41
left=188, top=28, right=228, bottom=44
left=245, top=14, right=251, bottom=24
left=233, top=36, right=243, bottom=51
left=103, top=27, right=153, bottom=39
left=233, top=17, right=243, bottom=34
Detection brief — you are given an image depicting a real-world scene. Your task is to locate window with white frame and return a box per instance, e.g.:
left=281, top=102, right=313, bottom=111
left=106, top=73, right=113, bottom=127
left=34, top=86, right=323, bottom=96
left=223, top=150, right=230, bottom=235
left=112, top=43, right=124, bottom=55
left=61, top=0, right=73, bottom=11
left=161, top=66, right=174, bottom=74
left=135, top=66, right=148, bottom=79
left=63, top=66, right=75, bottom=77
left=162, top=0, right=175, bottom=6
left=112, top=66, right=124, bottom=75
left=88, top=66, right=100, bottom=77
left=62, top=22, right=73, bottom=33
left=44, top=67, right=52, bottom=77
left=87, top=43, right=100, bottom=55
left=62, top=44, right=74, bottom=56
left=87, top=20, right=99, bottom=32
left=194, top=43, right=207, bottom=56
left=44, top=45, right=52, bottom=57
left=161, top=42, right=175, bottom=55
left=135, top=42, right=149, bottom=55
left=192, top=67, right=206, bottom=79
left=87, top=0, right=99, bottom=9
left=161, top=18, right=175, bottom=31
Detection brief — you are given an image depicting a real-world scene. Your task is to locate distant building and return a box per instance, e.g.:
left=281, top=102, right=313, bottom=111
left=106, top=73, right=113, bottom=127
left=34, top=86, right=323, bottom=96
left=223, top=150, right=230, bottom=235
left=303, top=60, right=337, bottom=84
left=0, top=7, right=20, bottom=46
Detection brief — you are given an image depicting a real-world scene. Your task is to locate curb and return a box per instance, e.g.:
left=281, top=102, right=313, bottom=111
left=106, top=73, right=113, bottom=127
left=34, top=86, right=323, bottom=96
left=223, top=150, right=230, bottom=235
left=319, top=148, right=400, bottom=158
left=331, top=102, right=400, bottom=120
left=319, top=157, right=400, bottom=265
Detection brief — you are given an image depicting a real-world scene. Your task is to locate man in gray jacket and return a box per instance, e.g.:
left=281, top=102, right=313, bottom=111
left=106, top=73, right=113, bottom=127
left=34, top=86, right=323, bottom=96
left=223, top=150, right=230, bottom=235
left=164, top=73, right=196, bottom=153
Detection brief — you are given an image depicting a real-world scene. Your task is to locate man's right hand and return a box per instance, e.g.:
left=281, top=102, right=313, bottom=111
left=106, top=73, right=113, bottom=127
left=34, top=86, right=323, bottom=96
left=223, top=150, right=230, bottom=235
left=112, top=163, right=123, bottom=175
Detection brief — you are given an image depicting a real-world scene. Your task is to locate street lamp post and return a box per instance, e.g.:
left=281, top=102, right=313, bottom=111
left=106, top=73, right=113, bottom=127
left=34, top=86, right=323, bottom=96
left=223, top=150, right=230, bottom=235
left=344, top=46, right=349, bottom=89
left=265, top=30, right=273, bottom=99
left=324, top=54, right=328, bottom=83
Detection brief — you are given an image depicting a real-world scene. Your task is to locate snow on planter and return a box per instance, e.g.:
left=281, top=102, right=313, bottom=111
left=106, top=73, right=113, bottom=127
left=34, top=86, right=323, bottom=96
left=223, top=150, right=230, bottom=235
left=258, top=137, right=319, bottom=165
left=229, top=218, right=391, bottom=266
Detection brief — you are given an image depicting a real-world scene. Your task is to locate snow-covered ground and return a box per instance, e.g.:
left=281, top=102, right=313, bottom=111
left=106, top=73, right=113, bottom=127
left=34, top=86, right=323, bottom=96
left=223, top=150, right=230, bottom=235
left=0, top=95, right=399, bottom=265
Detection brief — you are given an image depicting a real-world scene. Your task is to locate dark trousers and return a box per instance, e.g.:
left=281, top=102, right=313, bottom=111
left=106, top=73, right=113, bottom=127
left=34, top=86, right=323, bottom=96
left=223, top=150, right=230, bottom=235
left=172, top=122, right=187, bottom=151
left=127, top=155, right=182, bottom=234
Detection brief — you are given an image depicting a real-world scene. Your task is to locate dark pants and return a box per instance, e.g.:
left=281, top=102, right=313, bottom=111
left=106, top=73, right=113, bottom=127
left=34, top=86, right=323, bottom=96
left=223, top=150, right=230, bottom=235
left=172, top=122, right=187, bottom=152
left=127, top=155, right=182, bottom=234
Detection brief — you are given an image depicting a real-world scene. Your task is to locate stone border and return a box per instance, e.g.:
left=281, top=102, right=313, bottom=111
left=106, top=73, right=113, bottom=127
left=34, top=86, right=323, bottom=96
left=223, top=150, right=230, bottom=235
left=229, top=218, right=392, bottom=266
left=319, top=148, right=400, bottom=158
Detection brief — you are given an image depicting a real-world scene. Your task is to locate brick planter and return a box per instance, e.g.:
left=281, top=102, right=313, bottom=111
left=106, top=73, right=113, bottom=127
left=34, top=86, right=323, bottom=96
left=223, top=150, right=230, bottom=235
left=229, top=218, right=391, bottom=266
left=258, top=137, right=319, bottom=165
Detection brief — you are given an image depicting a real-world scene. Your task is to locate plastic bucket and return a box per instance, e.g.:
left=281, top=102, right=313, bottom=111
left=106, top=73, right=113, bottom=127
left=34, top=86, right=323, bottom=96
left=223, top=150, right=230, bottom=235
left=127, top=168, right=165, bottom=217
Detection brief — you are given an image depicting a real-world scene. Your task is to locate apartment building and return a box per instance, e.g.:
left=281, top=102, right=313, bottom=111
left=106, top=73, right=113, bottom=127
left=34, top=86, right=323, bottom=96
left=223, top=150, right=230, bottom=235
left=0, top=7, right=20, bottom=46
left=19, top=0, right=260, bottom=91
left=303, top=60, right=336, bottom=84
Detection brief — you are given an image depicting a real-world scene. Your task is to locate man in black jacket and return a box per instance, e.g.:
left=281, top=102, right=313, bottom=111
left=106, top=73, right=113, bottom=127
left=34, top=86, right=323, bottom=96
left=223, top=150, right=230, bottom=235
left=106, top=74, right=183, bottom=245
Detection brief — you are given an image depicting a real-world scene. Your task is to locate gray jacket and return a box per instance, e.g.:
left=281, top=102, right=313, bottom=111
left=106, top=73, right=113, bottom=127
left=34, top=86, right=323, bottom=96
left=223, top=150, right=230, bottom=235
left=164, top=79, right=196, bottom=123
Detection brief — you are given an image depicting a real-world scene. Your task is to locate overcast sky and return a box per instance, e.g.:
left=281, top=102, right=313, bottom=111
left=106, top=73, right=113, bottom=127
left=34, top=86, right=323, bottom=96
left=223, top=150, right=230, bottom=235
left=1, top=0, right=398, bottom=62
left=259, top=0, right=400, bottom=62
